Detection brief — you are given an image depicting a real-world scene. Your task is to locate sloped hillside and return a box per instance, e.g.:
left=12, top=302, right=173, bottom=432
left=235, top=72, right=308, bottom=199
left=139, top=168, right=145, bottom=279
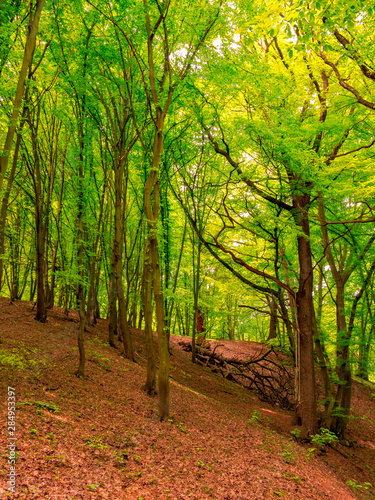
left=0, top=298, right=374, bottom=499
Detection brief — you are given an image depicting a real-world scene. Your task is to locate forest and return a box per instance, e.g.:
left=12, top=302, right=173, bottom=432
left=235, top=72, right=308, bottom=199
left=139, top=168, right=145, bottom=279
left=1, top=0, right=375, bottom=497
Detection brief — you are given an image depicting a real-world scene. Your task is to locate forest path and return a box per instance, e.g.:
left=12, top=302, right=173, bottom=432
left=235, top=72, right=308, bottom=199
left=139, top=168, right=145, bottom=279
left=0, top=298, right=374, bottom=499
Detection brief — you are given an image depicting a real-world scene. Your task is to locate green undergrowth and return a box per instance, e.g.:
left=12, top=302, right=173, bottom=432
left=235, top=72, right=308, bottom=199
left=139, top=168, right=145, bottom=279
left=0, top=341, right=47, bottom=370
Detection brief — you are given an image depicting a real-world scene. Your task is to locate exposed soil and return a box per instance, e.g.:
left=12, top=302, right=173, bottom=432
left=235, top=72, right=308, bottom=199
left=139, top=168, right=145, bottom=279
left=0, top=297, right=374, bottom=499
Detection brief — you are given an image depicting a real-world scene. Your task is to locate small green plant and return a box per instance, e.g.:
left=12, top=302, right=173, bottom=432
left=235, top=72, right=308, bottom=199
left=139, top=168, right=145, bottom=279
left=248, top=410, right=261, bottom=423
left=177, top=422, right=187, bottom=433
left=87, top=349, right=113, bottom=371
left=346, top=479, right=373, bottom=492
left=311, top=428, right=338, bottom=448
left=281, top=451, right=295, bottom=464
left=18, top=401, right=59, bottom=413
left=197, top=461, right=205, bottom=468
left=84, top=436, right=108, bottom=451
left=0, top=352, right=27, bottom=368
left=290, top=429, right=301, bottom=440
left=306, top=447, right=316, bottom=459
left=87, top=484, right=99, bottom=491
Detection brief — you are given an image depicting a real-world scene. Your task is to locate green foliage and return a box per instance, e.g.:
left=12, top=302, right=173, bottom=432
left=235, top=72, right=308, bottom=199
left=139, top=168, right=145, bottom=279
left=248, top=410, right=261, bottom=423
left=0, top=0, right=375, bottom=441
left=83, top=436, right=108, bottom=451
left=290, top=429, right=301, bottom=440
left=17, top=401, right=60, bottom=413
left=346, top=479, right=373, bottom=493
left=311, top=428, right=338, bottom=448
left=281, top=451, right=295, bottom=465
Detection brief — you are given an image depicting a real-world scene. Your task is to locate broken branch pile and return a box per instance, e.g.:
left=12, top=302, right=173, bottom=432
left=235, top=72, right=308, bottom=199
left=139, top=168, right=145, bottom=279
left=179, top=339, right=295, bottom=410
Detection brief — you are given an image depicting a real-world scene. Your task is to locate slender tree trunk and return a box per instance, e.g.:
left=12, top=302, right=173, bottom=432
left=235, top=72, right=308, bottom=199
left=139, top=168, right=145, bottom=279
left=144, top=110, right=170, bottom=419
left=47, top=166, right=64, bottom=309
left=30, top=122, right=47, bottom=322
left=112, top=156, right=134, bottom=360
left=142, top=244, right=156, bottom=395
left=0, top=0, right=45, bottom=192
left=108, top=246, right=118, bottom=347
left=192, top=241, right=202, bottom=362
left=166, top=221, right=187, bottom=339
left=358, top=293, right=374, bottom=380
left=86, top=173, right=106, bottom=325
left=0, top=130, right=22, bottom=293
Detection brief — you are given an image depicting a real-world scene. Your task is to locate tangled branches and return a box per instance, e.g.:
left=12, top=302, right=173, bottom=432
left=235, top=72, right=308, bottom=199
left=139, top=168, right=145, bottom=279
left=180, top=340, right=295, bottom=410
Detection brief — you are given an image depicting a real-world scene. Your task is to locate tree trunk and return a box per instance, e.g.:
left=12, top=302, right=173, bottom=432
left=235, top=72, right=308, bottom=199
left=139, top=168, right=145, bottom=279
left=0, top=0, right=45, bottom=192
left=267, top=295, right=278, bottom=341
left=294, top=193, right=317, bottom=434
left=144, top=110, right=170, bottom=420
left=113, top=156, right=134, bottom=361
left=108, top=248, right=118, bottom=347
left=192, top=240, right=202, bottom=362
left=47, top=166, right=64, bottom=309
left=142, top=245, right=156, bottom=396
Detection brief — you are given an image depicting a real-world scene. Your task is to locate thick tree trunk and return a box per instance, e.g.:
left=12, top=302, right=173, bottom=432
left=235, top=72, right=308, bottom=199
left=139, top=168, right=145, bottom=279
left=267, top=295, right=278, bottom=341
left=294, top=194, right=317, bottom=434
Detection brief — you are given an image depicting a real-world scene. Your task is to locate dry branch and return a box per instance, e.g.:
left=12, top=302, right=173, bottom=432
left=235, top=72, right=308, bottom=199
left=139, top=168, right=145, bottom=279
left=179, top=339, right=295, bottom=409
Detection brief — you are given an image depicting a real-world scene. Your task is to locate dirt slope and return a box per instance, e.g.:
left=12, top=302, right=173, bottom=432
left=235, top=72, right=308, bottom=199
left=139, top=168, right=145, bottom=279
left=0, top=298, right=374, bottom=499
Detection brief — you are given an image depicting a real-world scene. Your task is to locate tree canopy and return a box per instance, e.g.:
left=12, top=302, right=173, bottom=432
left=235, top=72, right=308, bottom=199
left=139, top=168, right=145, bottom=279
left=1, top=0, right=375, bottom=435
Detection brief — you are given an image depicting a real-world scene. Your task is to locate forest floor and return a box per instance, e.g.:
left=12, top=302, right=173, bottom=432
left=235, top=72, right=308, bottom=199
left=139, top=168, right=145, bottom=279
left=0, top=298, right=375, bottom=500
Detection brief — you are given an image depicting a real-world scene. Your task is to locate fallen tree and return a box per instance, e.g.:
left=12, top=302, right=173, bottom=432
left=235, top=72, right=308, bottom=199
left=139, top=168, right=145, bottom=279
left=179, top=339, right=295, bottom=410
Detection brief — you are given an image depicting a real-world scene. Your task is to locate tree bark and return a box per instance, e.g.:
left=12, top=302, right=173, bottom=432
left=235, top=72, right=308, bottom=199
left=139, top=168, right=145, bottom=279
left=142, top=244, right=157, bottom=395
left=0, top=0, right=45, bottom=192
left=293, top=193, right=317, bottom=434
left=144, top=110, right=170, bottom=420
